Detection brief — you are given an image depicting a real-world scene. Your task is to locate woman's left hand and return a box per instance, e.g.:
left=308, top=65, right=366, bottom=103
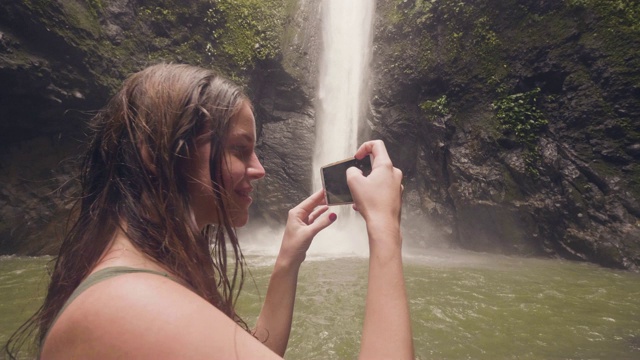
left=256, top=189, right=335, bottom=354
left=279, top=189, right=336, bottom=267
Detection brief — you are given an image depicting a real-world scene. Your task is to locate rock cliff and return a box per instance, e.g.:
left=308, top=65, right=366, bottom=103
left=372, top=0, right=640, bottom=269
left=1, top=0, right=638, bottom=270
left=0, top=0, right=316, bottom=254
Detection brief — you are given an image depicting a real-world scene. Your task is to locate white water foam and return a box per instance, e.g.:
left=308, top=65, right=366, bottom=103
left=238, top=216, right=370, bottom=260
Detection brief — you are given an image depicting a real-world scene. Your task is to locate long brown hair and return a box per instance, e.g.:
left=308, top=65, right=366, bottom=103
left=6, top=63, right=250, bottom=357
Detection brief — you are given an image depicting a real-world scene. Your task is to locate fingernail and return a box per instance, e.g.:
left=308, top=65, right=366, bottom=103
left=329, top=213, right=337, bottom=222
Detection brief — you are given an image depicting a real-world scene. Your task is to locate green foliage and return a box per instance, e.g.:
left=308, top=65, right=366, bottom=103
left=140, top=6, right=176, bottom=23
left=495, top=88, right=548, bottom=145
left=23, top=0, right=103, bottom=37
left=61, top=1, right=101, bottom=36
left=439, top=0, right=472, bottom=20
left=472, top=16, right=500, bottom=48
left=85, top=0, right=103, bottom=17
left=494, top=88, right=548, bottom=177
left=566, top=0, right=640, bottom=31
left=205, top=0, right=286, bottom=74
left=380, top=0, right=503, bottom=80
left=420, top=95, right=450, bottom=121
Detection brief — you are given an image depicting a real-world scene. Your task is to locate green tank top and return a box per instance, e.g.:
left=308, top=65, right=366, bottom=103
left=41, top=266, right=178, bottom=352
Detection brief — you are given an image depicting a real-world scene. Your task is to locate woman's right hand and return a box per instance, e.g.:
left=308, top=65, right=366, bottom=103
left=347, top=140, right=414, bottom=359
left=346, top=140, right=403, bottom=227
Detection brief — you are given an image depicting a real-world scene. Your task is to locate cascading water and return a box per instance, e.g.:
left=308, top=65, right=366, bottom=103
left=308, top=0, right=375, bottom=256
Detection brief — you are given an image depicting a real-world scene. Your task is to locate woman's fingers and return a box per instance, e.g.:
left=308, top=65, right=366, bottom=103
left=307, top=205, right=329, bottom=224
left=280, top=191, right=336, bottom=267
left=346, top=166, right=364, bottom=188
left=346, top=140, right=404, bottom=223
left=290, top=189, right=326, bottom=220
left=305, top=204, right=336, bottom=238
left=289, top=189, right=335, bottom=238
left=306, top=210, right=337, bottom=237
left=354, top=140, right=392, bottom=168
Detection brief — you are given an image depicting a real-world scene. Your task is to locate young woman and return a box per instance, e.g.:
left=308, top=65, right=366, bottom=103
left=7, top=63, right=413, bottom=359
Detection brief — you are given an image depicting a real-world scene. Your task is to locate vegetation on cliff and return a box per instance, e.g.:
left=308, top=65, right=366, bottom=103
left=0, top=0, right=294, bottom=255
left=5, top=0, right=293, bottom=90
left=374, top=0, right=640, bottom=269
left=2, top=0, right=639, bottom=270
left=494, top=88, right=548, bottom=177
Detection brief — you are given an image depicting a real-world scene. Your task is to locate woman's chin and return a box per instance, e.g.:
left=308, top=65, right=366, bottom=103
left=231, top=213, right=249, bottom=228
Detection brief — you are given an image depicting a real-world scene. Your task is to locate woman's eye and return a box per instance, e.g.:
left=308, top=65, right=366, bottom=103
left=232, top=145, right=246, bottom=153
left=230, top=145, right=251, bottom=158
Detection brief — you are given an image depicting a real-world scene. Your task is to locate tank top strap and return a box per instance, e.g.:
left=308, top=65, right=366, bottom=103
left=64, top=266, right=175, bottom=307
left=58, top=266, right=176, bottom=319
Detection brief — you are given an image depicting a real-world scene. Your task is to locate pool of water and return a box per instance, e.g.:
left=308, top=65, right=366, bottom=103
left=2, top=250, right=640, bottom=359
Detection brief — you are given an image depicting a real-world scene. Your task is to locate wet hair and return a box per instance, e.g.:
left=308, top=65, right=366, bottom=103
left=6, top=63, right=250, bottom=357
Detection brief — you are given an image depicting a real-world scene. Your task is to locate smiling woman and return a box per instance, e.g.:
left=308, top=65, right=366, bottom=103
left=187, top=101, right=265, bottom=229
left=4, top=63, right=413, bottom=359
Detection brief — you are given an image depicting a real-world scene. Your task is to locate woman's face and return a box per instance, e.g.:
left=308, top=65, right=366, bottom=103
left=187, top=101, right=265, bottom=229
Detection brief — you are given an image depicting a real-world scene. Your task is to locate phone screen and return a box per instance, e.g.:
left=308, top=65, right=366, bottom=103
left=321, top=156, right=372, bottom=205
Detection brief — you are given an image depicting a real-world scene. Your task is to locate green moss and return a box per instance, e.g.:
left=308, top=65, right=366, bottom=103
left=567, top=0, right=640, bottom=31
left=140, top=5, right=177, bottom=25
left=22, top=0, right=101, bottom=38
left=494, top=88, right=548, bottom=177
left=568, top=0, right=640, bottom=89
left=495, top=88, right=548, bottom=144
left=204, top=0, right=287, bottom=78
left=59, top=0, right=101, bottom=37
left=419, top=95, right=449, bottom=121
left=382, top=0, right=434, bottom=28
left=279, top=0, right=301, bottom=46
left=377, top=0, right=512, bottom=90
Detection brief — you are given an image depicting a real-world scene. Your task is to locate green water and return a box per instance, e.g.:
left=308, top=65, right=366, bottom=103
left=2, top=251, right=640, bottom=359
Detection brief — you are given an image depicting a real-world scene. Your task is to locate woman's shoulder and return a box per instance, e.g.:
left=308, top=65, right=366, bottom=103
left=41, top=269, right=280, bottom=359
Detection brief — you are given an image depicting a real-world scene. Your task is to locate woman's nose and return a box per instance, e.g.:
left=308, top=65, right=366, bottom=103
left=248, top=153, right=265, bottom=180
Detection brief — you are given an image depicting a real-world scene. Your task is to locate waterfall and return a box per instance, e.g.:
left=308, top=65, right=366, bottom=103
left=309, top=0, right=375, bottom=256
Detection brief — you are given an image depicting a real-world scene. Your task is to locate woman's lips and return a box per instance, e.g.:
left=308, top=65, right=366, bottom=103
left=235, top=188, right=253, bottom=204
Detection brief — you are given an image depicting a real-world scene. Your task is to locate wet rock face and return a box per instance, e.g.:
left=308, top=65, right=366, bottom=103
left=2, top=0, right=638, bottom=272
left=372, top=0, right=640, bottom=270
left=251, top=69, right=317, bottom=225
left=247, top=0, right=323, bottom=225
left=0, top=0, right=320, bottom=254
left=0, top=4, right=105, bottom=255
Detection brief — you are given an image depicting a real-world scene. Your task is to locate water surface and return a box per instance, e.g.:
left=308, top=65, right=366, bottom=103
left=2, top=251, right=639, bottom=359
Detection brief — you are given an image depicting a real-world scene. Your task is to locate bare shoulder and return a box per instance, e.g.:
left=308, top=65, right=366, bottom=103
left=42, top=272, right=280, bottom=359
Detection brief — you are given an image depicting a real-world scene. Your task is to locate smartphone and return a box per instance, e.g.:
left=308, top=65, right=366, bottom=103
left=320, top=156, right=372, bottom=205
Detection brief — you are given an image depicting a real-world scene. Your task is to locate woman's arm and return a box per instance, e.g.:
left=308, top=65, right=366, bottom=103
left=347, top=140, right=414, bottom=360
left=360, top=221, right=413, bottom=359
left=254, top=190, right=335, bottom=355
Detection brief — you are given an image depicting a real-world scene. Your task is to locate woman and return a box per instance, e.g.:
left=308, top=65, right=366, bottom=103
left=7, top=63, right=413, bottom=359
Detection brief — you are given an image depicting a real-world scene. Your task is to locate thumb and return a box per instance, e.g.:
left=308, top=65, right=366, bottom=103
left=346, top=166, right=364, bottom=188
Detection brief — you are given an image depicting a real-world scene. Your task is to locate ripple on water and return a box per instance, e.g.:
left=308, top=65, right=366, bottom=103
left=2, top=253, right=640, bottom=359
left=536, top=289, right=564, bottom=299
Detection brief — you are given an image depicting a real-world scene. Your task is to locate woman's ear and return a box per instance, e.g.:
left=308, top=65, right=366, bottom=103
left=139, top=141, right=157, bottom=175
